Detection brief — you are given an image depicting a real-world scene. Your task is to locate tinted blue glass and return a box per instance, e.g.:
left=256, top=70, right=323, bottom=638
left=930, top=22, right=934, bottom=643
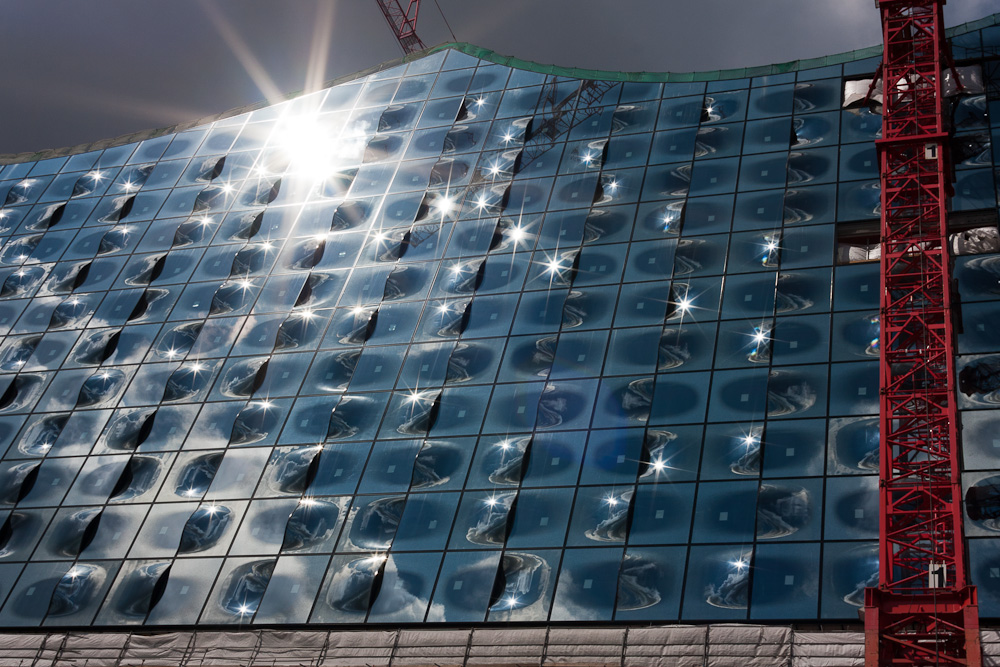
left=0, top=30, right=994, bottom=630
left=550, top=547, right=622, bottom=621
left=682, top=544, right=750, bottom=620
left=751, top=542, right=820, bottom=619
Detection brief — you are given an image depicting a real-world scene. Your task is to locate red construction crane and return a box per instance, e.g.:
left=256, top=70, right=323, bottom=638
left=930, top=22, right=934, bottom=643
left=864, top=1, right=982, bottom=665
left=376, top=0, right=426, bottom=54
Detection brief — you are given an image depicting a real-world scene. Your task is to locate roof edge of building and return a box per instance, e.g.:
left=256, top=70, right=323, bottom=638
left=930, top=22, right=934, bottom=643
left=428, top=9, right=999, bottom=82
left=2, top=11, right=997, bottom=166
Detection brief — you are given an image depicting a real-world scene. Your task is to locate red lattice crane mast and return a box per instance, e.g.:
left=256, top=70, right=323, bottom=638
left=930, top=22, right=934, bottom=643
left=864, top=1, right=982, bottom=665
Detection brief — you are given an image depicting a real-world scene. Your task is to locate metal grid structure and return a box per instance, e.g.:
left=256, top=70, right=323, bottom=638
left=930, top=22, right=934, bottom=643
left=375, top=0, right=426, bottom=55
left=865, top=0, right=981, bottom=664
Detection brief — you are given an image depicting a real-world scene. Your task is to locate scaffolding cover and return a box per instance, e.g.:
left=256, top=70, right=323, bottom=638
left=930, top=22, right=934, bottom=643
left=0, top=625, right=874, bottom=667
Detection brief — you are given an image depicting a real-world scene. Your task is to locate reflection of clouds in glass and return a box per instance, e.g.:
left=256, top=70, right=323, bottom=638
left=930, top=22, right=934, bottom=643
left=619, top=378, right=654, bottom=421
left=178, top=505, right=232, bottom=553
left=584, top=490, right=632, bottom=542
left=616, top=555, right=662, bottom=611
left=229, top=402, right=281, bottom=445
left=489, top=552, right=551, bottom=621
left=757, top=485, right=811, bottom=539
left=327, top=557, right=382, bottom=613
left=374, top=565, right=444, bottom=622
left=265, top=447, right=318, bottom=495
left=705, top=565, right=749, bottom=609
left=219, top=358, right=268, bottom=397
left=829, top=417, right=879, bottom=474
left=658, top=332, right=691, bottom=370
left=326, top=396, right=364, bottom=440
left=282, top=498, right=342, bottom=551
left=396, top=391, right=439, bottom=435
left=843, top=571, right=878, bottom=608
left=47, top=563, right=106, bottom=617
left=775, top=279, right=816, bottom=313
left=0, top=374, right=46, bottom=413
left=549, top=569, right=605, bottom=621
left=162, top=360, right=219, bottom=402
left=0, top=266, right=45, bottom=296
left=487, top=437, right=530, bottom=486
left=466, top=492, right=515, bottom=546
left=74, top=329, right=119, bottom=364
left=531, top=336, right=557, bottom=374
left=410, top=440, right=461, bottom=489
left=77, top=369, right=127, bottom=407
left=348, top=497, right=404, bottom=551
left=730, top=427, right=762, bottom=476
left=383, top=265, right=425, bottom=301
left=959, top=355, right=1000, bottom=404
left=112, top=455, right=163, bottom=501
left=174, top=452, right=223, bottom=498
left=829, top=543, right=878, bottom=609
left=640, top=429, right=686, bottom=478
left=960, top=256, right=1000, bottom=297
left=220, top=560, right=275, bottom=617
left=18, top=413, right=69, bottom=455
left=0, top=461, right=40, bottom=504
left=115, top=561, right=170, bottom=618
left=966, top=476, right=1000, bottom=532
left=445, top=342, right=486, bottom=384
left=55, top=507, right=103, bottom=557
left=537, top=384, right=580, bottom=429
left=560, top=291, right=588, bottom=329
left=766, top=373, right=816, bottom=417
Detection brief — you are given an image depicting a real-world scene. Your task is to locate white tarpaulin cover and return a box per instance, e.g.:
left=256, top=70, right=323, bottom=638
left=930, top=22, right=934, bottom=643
left=0, top=625, right=997, bottom=667
left=844, top=65, right=983, bottom=109
left=843, top=79, right=883, bottom=107
left=943, top=65, right=985, bottom=97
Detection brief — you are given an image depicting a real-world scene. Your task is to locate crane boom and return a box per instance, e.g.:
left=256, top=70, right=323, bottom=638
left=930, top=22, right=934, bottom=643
left=865, top=1, right=981, bottom=665
left=376, top=0, right=426, bottom=54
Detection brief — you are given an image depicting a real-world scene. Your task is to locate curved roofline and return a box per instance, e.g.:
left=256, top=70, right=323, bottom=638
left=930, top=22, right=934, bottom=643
left=3, top=11, right=997, bottom=165
left=420, top=11, right=998, bottom=82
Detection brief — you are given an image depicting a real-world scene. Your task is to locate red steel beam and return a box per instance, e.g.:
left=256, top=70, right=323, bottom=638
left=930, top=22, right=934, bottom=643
left=376, top=0, right=426, bottom=54
left=865, top=0, right=981, bottom=665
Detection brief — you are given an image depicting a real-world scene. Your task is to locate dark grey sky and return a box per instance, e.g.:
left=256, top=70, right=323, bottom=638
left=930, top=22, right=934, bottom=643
left=2, top=0, right=995, bottom=156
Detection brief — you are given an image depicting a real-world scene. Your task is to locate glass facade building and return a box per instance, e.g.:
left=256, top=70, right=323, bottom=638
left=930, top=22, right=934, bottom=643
left=0, top=17, right=997, bottom=630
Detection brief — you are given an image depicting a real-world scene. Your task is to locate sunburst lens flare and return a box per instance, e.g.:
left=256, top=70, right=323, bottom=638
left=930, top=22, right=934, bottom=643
left=434, top=196, right=456, bottom=216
